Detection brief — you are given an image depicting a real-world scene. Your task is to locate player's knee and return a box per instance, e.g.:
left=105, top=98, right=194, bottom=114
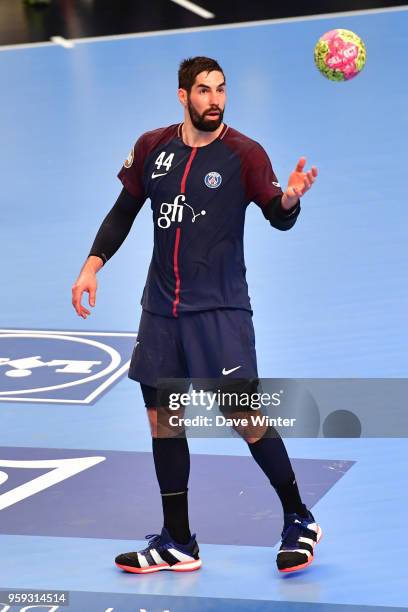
left=238, top=424, right=268, bottom=443
left=246, top=425, right=281, bottom=444
left=217, top=408, right=267, bottom=442
left=147, top=406, right=187, bottom=439
left=146, top=407, right=158, bottom=437
left=245, top=433, right=266, bottom=444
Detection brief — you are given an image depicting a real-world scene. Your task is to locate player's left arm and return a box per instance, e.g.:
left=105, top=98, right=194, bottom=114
left=244, top=142, right=318, bottom=231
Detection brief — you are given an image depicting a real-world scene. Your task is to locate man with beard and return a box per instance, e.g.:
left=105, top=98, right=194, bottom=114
left=72, top=56, right=321, bottom=574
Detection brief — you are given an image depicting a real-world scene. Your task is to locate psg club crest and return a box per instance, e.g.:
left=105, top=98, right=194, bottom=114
left=204, top=171, right=222, bottom=189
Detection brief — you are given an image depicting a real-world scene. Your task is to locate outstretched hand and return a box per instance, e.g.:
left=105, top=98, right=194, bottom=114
left=282, top=158, right=318, bottom=210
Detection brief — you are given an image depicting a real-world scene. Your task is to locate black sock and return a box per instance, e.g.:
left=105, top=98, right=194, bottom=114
left=152, top=437, right=192, bottom=544
left=274, top=477, right=309, bottom=518
left=161, top=489, right=191, bottom=545
left=247, top=428, right=308, bottom=517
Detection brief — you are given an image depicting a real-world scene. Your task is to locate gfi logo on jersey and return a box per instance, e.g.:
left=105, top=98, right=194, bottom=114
left=158, top=195, right=206, bottom=229
left=0, top=330, right=137, bottom=404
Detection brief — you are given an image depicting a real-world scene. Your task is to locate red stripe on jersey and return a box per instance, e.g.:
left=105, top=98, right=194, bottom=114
left=172, top=227, right=182, bottom=317
left=180, top=147, right=197, bottom=194
left=172, top=147, right=198, bottom=317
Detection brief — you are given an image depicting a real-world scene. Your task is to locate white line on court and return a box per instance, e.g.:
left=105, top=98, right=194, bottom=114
left=0, top=329, right=136, bottom=337
left=169, top=0, right=215, bottom=19
left=84, top=360, right=131, bottom=403
left=0, top=397, right=90, bottom=403
left=0, top=40, right=54, bottom=51
left=0, top=4, right=407, bottom=51
left=50, top=35, right=75, bottom=49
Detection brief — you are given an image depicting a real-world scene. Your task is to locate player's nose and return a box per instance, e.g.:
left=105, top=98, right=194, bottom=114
left=208, top=91, right=220, bottom=106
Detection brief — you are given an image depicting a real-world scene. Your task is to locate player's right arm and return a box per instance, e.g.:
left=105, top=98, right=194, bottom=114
left=72, top=135, right=148, bottom=319
left=71, top=254, right=102, bottom=319
left=72, top=188, right=145, bottom=318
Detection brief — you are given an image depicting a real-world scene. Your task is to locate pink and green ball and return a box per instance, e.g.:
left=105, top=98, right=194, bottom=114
left=314, top=29, right=367, bottom=81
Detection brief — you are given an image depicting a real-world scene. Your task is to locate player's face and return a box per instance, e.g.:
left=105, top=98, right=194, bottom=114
left=186, top=70, right=226, bottom=132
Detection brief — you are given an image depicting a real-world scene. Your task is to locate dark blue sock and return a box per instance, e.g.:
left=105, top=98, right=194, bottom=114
left=152, top=437, right=192, bottom=544
left=247, top=428, right=308, bottom=517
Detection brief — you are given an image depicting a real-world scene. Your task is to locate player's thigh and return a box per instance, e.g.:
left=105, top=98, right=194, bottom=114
left=129, top=310, right=188, bottom=388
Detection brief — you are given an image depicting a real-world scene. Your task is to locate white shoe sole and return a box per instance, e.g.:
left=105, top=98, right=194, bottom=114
left=116, top=558, right=202, bottom=574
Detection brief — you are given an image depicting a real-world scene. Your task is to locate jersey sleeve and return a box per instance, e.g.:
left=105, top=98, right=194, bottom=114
left=243, top=142, right=283, bottom=207
left=88, top=188, right=144, bottom=265
left=243, top=141, right=301, bottom=231
left=117, top=134, right=148, bottom=202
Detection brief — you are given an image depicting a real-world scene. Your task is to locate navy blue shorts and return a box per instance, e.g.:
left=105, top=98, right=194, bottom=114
left=129, top=308, right=258, bottom=389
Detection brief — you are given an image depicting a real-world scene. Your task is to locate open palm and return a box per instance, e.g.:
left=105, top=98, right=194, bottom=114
left=285, top=157, right=318, bottom=199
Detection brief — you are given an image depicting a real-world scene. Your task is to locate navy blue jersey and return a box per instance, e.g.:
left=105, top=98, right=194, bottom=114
left=118, top=123, right=299, bottom=317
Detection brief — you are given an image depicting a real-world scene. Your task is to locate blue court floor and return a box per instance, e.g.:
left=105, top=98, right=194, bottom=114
left=0, top=7, right=407, bottom=612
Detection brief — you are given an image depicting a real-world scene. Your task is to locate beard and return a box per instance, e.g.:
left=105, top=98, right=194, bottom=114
left=187, top=96, right=224, bottom=132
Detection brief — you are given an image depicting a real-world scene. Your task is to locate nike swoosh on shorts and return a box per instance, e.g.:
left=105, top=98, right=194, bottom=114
left=222, top=366, right=241, bottom=375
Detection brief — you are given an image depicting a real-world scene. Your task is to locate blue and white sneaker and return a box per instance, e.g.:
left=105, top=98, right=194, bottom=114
left=115, top=527, right=201, bottom=574
left=277, top=510, right=322, bottom=573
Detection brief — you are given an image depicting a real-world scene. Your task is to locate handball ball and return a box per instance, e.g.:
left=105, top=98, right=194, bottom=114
left=314, top=29, right=366, bottom=81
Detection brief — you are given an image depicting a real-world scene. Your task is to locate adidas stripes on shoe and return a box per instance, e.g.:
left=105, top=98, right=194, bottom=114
left=115, top=527, right=201, bottom=574
left=277, top=510, right=322, bottom=573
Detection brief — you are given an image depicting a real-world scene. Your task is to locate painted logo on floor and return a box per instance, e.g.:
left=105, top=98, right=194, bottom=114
left=0, top=456, right=106, bottom=511
left=0, top=446, right=354, bottom=546
left=0, top=330, right=137, bottom=404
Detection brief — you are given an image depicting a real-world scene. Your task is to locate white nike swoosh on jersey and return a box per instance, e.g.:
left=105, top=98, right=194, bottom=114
left=151, top=172, right=167, bottom=178
left=222, top=366, right=242, bottom=375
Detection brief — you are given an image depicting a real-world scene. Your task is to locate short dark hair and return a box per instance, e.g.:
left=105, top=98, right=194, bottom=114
left=178, top=56, right=225, bottom=92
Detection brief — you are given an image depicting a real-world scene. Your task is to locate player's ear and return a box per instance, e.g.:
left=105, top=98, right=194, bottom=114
left=178, top=88, right=188, bottom=107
